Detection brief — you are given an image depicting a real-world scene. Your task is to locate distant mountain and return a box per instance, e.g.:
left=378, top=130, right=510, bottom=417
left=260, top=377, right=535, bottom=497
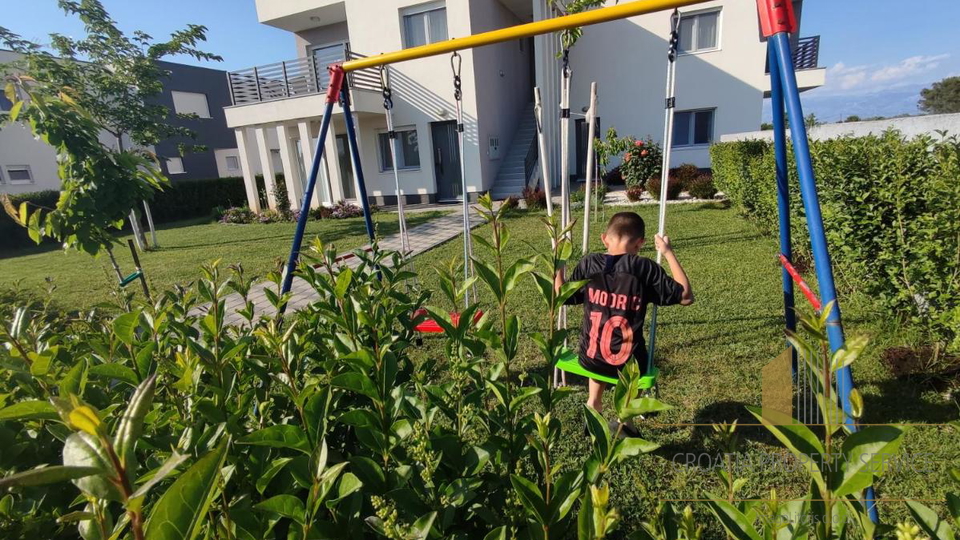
left=763, top=83, right=926, bottom=123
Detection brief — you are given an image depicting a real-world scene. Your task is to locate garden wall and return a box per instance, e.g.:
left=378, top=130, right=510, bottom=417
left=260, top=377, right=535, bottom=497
left=721, top=112, right=960, bottom=143
left=710, top=130, right=960, bottom=352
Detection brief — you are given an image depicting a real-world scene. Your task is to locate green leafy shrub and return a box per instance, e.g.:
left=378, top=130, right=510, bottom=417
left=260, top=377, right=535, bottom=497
left=686, top=173, right=717, bottom=199
left=570, top=182, right=607, bottom=205
left=647, top=175, right=683, bottom=201
left=0, top=196, right=668, bottom=539
left=501, top=195, right=519, bottom=210
left=711, top=130, right=960, bottom=353
left=626, top=184, right=645, bottom=202
left=271, top=174, right=294, bottom=221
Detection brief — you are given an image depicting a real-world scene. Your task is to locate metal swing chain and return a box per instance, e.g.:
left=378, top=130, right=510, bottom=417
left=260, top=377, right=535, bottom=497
left=645, top=8, right=683, bottom=381
left=450, top=51, right=475, bottom=306
left=379, top=66, right=414, bottom=275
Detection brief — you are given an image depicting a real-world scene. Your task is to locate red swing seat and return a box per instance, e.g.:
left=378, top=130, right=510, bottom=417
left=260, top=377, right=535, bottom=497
left=412, top=308, right=484, bottom=333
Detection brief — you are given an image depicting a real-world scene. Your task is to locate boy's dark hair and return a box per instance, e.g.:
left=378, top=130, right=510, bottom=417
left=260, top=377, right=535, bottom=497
left=606, top=212, right=646, bottom=241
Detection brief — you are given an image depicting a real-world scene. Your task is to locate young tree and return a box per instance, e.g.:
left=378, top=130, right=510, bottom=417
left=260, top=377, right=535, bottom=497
left=0, top=0, right=221, bottom=249
left=2, top=77, right=165, bottom=278
left=919, top=76, right=960, bottom=114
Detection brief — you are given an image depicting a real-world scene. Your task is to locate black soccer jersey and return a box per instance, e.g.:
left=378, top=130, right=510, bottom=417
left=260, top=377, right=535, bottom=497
left=565, top=253, right=684, bottom=378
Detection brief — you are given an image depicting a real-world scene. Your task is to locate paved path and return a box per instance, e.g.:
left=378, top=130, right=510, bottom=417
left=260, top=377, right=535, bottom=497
left=203, top=208, right=484, bottom=326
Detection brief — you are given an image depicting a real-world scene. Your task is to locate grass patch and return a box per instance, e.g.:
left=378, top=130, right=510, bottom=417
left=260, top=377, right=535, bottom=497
left=411, top=203, right=957, bottom=531
left=0, top=211, right=447, bottom=309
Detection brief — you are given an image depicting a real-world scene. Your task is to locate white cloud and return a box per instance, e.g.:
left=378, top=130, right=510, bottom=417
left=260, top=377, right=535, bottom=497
left=816, top=54, right=951, bottom=96
left=870, top=54, right=950, bottom=82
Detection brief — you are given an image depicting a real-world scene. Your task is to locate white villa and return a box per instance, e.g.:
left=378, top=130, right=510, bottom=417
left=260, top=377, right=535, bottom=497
left=224, top=0, right=825, bottom=211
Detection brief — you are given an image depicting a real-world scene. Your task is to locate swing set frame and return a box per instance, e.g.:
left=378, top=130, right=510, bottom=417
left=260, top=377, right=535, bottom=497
left=275, top=0, right=878, bottom=522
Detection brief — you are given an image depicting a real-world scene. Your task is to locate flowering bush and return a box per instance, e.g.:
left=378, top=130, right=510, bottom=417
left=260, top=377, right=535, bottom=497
left=594, top=128, right=662, bottom=188
left=219, top=206, right=257, bottom=224
left=621, top=137, right=662, bottom=188
left=626, top=184, right=645, bottom=202
left=328, top=200, right=364, bottom=219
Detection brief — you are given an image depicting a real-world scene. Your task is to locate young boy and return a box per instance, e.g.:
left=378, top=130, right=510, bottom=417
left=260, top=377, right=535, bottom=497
left=557, top=211, right=694, bottom=423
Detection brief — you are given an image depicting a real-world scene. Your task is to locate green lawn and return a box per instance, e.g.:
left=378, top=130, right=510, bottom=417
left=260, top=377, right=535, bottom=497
left=0, top=211, right=447, bottom=309
left=411, top=203, right=956, bottom=531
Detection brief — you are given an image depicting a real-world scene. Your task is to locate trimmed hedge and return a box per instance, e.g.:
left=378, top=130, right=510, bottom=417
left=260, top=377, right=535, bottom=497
left=711, top=130, right=960, bottom=352
left=148, top=177, right=248, bottom=222
left=1, top=177, right=249, bottom=252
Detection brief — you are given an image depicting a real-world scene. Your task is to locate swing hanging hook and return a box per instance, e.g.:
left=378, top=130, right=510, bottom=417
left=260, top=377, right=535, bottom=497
left=668, top=9, right=681, bottom=62
left=451, top=51, right=463, bottom=102
left=379, top=65, right=393, bottom=110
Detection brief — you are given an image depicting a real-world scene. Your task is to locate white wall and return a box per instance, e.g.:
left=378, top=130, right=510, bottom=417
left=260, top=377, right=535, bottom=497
left=0, top=122, right=61, bottom=194
left=469, top=1, right=532, bottom=189
left=567, top=0, right=766, bottom=171
left=721, top=112, right=960, bottom=143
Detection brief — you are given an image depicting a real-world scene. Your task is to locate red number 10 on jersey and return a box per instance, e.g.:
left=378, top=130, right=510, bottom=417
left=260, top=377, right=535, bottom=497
left=585, top=311, right=634, bottom=365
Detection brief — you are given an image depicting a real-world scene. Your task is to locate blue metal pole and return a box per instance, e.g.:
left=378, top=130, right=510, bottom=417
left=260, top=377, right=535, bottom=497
left=771, top=32, right=879, bottom=523
left=339, top=83, right=376, bottom=243
left=279, top=97, right=337, bottom=306
left=769, top=42, right=796, bottom=372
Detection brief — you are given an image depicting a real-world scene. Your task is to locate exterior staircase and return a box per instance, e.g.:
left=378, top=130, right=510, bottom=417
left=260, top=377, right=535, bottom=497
left=490, top=102, right=537, bottom=199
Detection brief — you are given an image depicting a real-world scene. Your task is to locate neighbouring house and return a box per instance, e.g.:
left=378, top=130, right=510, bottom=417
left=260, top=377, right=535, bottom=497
left=0, top=50, right=244, bottom=194
left=226, top=0, right=824, bottom=210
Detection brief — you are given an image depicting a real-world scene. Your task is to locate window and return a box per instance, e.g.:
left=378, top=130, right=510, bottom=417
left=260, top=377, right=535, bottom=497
left=402, top=2, right=448, bottom=49
left=5, top=165, right=34, bottom=185
left=225, top=155, right=240, bottom=172
left=377, top=128, right=420, bottom=171
left=166, top=157, right=185, bottom=174
left=678, top=9, right=720, bottom=53
left=171, top=91, right=211, bottom=118
left=672, top=109, right=714, bottom=147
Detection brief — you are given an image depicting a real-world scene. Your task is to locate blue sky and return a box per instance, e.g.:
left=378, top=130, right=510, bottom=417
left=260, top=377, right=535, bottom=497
left=7, top=1, right=960, bottom=122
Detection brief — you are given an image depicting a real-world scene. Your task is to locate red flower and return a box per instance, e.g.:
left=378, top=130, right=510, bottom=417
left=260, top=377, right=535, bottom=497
left=640, top=149, right=649, bottom=157
left=634, top=140, right=644, bottom=147
left=624, top=152, right=632, bottom=162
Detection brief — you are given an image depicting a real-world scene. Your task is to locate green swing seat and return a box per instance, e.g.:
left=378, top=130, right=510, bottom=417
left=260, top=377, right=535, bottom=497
left=555, top=347, right=658, bottom=390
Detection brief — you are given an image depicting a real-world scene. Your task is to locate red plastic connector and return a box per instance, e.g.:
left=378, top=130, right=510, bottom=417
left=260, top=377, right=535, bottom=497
left=326, top=64, right=345, bottom=103
left=756, top=0, right=797, bottom=37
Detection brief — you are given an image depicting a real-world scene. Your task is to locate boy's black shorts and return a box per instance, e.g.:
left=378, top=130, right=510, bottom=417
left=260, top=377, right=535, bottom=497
left=578, top=355, right=646, bottom=381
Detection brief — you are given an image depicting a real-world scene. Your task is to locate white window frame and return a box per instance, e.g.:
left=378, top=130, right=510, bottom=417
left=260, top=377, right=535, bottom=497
left=678, top=8, right=722, bottom=56
left=166, top=157, right=185, bottom=175
left=5, top=165, right=34, bottom=185
left=377, top=126, right=420, bottom=172
left=401, top=1, right=448, bottom=49
left=225, top=155, right=240, bottom=172
left=673, top=108, right=716, bottom=148
left=170, top=90, right=212, bottom=119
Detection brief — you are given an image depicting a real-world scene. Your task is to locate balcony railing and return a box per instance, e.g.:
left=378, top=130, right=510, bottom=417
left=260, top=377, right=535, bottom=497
left=792, top=35, right=820, bottom=70
left=765, top=35, right=821, bottom=73
left=227, top=46, right=381, bottom=106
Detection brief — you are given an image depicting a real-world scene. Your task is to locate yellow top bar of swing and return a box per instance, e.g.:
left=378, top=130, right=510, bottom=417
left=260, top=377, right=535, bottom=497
left=341, top=0, right=710, bottom=72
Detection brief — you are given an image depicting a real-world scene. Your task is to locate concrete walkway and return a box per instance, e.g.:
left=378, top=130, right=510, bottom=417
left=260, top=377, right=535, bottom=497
left=204, top=207, right=484, bottom=326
